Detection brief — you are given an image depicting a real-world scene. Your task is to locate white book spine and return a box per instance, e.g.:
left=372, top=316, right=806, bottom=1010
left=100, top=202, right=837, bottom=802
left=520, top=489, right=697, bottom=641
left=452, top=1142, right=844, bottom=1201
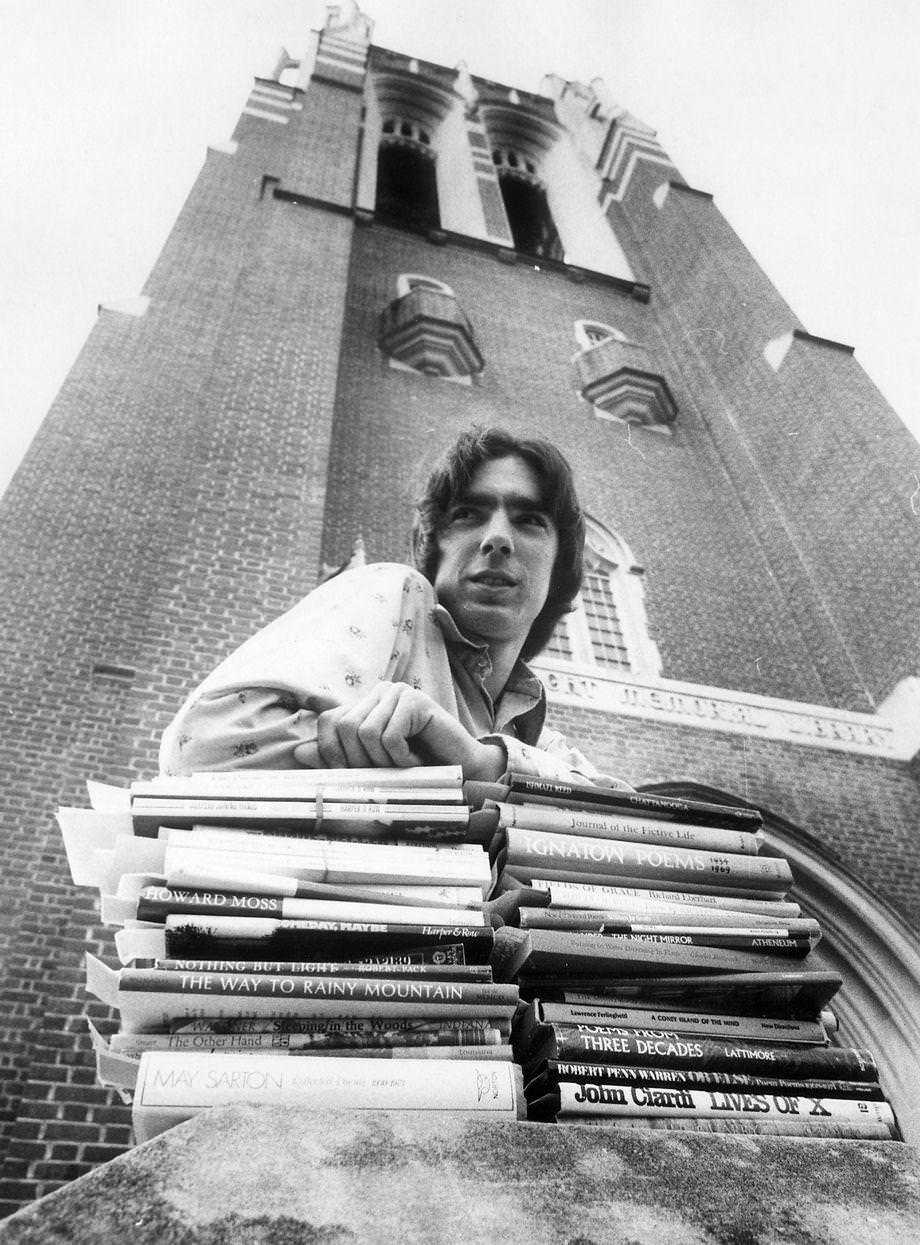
left=497, top=802, right=760, bottom=855
left=530, top=879, right=801, bottom=917
left=556, top=1082, right=895, bottom=1130
left=504, top=827, right=791, bottom=891
left=132, top=1052, right=523, bottom=1141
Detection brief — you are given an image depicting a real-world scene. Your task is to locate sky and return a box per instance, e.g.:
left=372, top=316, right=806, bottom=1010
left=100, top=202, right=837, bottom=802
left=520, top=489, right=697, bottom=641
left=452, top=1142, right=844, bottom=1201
left=2, top=0, right=919, bottom=500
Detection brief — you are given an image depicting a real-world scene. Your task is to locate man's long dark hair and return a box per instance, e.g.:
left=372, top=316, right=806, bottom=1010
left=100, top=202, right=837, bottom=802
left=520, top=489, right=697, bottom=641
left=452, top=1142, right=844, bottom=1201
left=411, top=427, right=585, bottom=661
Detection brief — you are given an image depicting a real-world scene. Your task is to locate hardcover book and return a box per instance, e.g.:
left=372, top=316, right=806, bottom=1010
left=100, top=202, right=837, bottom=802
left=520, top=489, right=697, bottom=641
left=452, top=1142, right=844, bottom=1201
left=131, top=1052, right=525, bottom=1142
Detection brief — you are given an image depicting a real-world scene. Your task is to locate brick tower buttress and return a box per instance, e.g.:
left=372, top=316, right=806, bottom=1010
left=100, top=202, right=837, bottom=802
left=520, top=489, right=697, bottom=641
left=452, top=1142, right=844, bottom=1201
left=0, top=17, right=369, bottom=1209
left=587, top=100, right=920, bottom=713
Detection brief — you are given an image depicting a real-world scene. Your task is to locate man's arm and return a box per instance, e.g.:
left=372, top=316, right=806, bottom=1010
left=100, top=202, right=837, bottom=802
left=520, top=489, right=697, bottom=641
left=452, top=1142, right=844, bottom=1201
left=159, top=563, right=514, bottom=778
left=497, top=728, right=633, bottom=789
left=292, top=684, right=507, bottom=781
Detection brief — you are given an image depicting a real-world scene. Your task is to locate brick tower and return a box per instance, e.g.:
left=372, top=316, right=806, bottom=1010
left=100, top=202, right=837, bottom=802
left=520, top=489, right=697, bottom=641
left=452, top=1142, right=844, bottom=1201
left=1, top=2, right=919, bottom=1213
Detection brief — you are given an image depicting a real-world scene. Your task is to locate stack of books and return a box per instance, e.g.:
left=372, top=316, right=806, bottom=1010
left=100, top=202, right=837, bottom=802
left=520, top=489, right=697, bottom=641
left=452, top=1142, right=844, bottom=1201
left=58, top=765, right=524, bottom=1142
left=472, top=773, right=901, bottom=1141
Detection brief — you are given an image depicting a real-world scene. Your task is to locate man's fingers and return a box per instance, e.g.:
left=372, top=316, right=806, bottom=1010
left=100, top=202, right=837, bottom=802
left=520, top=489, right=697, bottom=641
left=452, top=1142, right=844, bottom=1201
left=292, top=740, right=322, bottom=768
left=301, top=683, right=461, bottom=771
left=316, top=706, right=376, bottom=769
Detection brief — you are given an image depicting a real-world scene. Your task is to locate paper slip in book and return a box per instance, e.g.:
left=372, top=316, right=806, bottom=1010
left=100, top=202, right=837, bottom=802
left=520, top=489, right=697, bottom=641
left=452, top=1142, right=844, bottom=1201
left=132, top=1051, right=525, bottom=1141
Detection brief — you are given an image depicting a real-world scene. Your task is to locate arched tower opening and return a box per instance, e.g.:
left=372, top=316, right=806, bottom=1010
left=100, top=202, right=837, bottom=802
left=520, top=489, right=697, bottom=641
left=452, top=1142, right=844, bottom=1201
left=367, top=69, right=455, bottom=232
left=479, top=97, right=563, bottom=260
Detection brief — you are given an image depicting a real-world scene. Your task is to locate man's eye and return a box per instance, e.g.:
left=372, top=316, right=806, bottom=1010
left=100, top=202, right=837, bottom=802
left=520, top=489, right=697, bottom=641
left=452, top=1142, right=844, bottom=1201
left=449, top=506, right=478, bottom=523
left=519, top=512, right=549, bottom=528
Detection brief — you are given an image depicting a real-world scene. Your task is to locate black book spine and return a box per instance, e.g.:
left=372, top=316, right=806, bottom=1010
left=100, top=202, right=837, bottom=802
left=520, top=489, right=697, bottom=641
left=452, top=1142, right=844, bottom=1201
left=504, top=774, right=762, bottom=831
left=164, top=923, right=495, bottom=965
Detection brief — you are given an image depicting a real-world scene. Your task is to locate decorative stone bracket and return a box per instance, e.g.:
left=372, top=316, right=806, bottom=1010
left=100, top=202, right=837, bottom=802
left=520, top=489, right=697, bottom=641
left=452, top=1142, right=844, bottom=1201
left=575, top=336, right=677, bottom=427
left=378, top=287, right=484, bottom=378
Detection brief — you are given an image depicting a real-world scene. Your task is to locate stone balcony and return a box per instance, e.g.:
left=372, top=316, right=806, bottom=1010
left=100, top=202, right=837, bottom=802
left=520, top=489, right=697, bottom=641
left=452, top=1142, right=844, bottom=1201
left=574, top=336, right=677, bottom=428
left=379, top=287, right=484, bottom=379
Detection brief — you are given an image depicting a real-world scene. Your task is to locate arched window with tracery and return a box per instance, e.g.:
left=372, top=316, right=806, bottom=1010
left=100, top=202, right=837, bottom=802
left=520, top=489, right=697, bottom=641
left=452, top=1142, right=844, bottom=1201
left=543, top=516, right=661, bottom=676
left=573, top=319, right=628, bottom=350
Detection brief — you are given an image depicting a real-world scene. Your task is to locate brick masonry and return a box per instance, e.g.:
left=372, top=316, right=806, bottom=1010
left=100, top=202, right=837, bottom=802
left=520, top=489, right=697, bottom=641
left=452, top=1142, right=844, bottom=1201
left=0, top=28, right=918, bottom=1218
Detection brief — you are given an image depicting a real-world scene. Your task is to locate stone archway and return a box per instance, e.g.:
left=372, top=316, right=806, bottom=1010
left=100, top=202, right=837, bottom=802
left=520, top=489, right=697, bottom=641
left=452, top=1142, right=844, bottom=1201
left=642, top=780, right=920, bottom=1146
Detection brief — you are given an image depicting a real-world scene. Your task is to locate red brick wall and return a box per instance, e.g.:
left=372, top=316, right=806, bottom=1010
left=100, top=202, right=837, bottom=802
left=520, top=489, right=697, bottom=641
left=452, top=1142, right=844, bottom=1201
left=613, top=163, right=920, bottom=710
left=324, top=222, right=842, bottom=707
left=0, top=97, right=355, bottom=1211
left=544, top=703, right=920, bottom=929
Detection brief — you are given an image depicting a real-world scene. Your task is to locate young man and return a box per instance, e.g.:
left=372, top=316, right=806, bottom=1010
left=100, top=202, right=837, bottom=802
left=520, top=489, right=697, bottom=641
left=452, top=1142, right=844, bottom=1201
left=159, top=427, right=624, bottom=786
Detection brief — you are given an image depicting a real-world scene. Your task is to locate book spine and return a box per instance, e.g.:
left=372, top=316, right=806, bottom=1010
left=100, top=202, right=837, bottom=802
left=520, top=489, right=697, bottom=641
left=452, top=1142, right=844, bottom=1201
left=588, top=931, right=813, bottom=958
left=502, top=863, right=787, bottom=902
left=116, top=967, right=519, bottom=1011
left=507, top=926, right=814, bottom=977
left=163, top=919, right=495, bottom=965
left=539, top=1060, right=885, bottom=1099
left=170, top=1015, right=512, bottom=1038
left=518, top=906, right=806, bottom=930
left=164, top=833, right=489, bottom=891
left=170, top=825, right=483, bottom=858
left=132, top=783, right=465, bottom=804
left=111, top=1027, right=506, bottom=1054
left=132, top=797, right=470, bottom=822
left=535, top=1004, right=829, bottom=1044
left=538, top=1025, right=878, bottom=1080
left=135, top=888, right=484, bottom=929
left=131, top=1053, right=525, bottom=1142
left=496, top=802, right=760, bottom=855
left=529, top=879, right=800, bottom=917
left=550, top=1116, right=895, bottom=1140
left=182, top=764, right=464, bottom=790
left=552, top=1081, right=896, bottom=1129
left=143, top=959, right=493, bottom=980
left=550, top=970, right=844, bottom=1021
left=503, top=774, right=763, bottom=831
left=500, top=827, right=791, bottom=893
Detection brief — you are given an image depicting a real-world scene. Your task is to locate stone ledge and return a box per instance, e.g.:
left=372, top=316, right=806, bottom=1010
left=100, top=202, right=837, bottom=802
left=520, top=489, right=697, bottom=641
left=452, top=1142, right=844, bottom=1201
left=1, top=1106, right=918, bottom=1244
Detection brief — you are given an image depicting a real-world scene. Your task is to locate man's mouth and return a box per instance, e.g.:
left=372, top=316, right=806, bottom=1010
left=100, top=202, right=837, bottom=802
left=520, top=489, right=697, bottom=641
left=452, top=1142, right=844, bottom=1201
left=469, top=572, right=517, bottom=588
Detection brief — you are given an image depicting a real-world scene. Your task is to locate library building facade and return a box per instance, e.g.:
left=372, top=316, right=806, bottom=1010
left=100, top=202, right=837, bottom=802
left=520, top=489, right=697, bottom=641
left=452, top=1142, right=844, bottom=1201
left=1, top=1, right=919, bottom=1218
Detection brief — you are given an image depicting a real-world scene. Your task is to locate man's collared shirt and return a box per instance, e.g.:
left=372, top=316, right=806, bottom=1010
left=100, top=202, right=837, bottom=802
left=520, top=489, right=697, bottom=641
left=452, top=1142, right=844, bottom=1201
left=159, top=561, right=611, bottom=781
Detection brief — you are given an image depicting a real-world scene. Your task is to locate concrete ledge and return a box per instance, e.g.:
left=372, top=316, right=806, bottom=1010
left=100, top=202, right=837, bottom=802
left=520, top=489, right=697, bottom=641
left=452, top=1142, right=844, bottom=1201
left=2, top=1107, right=919, bottom=1243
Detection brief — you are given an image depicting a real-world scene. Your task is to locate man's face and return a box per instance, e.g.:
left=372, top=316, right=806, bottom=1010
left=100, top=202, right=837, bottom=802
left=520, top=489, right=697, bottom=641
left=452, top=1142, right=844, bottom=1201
left=434, top=454, right=559, bottom=652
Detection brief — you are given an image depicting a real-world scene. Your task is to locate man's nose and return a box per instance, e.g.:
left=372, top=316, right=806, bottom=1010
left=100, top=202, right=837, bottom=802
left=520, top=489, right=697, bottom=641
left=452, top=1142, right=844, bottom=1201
left=479, top=510, right=514, bottom=556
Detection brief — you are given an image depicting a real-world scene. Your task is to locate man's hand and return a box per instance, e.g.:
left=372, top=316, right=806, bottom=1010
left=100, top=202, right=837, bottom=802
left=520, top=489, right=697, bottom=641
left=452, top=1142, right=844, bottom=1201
left=292, top=682, right=506, bottom=781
